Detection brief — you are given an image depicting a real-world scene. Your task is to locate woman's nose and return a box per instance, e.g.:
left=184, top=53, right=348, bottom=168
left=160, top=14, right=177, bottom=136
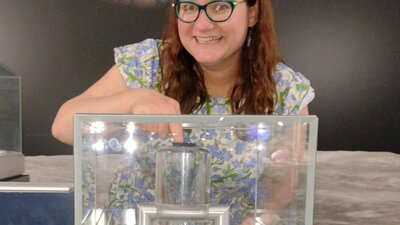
left=193, top=10, right=215, bottom=30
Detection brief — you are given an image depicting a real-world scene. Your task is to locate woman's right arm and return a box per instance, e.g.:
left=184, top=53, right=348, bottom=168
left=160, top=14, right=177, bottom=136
left=51, top=65, right=182, bottom=145
left=52, top=65, right=133, bottom=145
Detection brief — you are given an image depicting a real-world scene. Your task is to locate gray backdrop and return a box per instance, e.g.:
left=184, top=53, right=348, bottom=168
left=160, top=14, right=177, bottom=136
left=0, top=0, right=399, bottom=155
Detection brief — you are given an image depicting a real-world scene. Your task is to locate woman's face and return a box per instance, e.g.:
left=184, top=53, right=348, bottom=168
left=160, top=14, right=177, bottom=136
left=177, top=0, right=258, bottom=70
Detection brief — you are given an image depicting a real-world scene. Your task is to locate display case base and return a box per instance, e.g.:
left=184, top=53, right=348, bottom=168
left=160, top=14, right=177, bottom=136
left=0, top=183, right=74, bottom=225
left=0, top=150, right=25, bottom=180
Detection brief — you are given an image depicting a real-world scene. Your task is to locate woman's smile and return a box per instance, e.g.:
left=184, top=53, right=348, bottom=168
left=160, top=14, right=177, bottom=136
left=195, top=36, right=223, bottom=44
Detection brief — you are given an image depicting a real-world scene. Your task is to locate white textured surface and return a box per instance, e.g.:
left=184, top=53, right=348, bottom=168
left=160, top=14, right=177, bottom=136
left=22, top=151, right=400, bottom=224
left=314, top=151, right=400, bottom=225
left=24, top=155, right=73, bottom=183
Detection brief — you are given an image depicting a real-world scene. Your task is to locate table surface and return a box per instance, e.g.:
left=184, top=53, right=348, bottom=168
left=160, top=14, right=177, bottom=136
left=22, top=151, right=400, bottom=225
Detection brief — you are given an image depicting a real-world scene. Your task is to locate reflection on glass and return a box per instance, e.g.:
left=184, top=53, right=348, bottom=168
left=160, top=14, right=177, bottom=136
left=89, top=121, right=106, bottom=134
left=124, top=138, right=137, bottom=153
left=75, top=115, right=318, bottom=225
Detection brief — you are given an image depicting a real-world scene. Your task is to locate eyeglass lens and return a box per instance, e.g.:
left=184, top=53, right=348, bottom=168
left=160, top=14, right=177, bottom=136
left=176, top=1, right=234, bottom=23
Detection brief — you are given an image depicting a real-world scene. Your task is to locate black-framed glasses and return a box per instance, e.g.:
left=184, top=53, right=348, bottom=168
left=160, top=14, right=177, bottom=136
left=172, top=0, right=245, bottom=23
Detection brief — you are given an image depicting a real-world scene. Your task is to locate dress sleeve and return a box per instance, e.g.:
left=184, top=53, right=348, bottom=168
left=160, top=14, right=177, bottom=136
left=114, top=38, right=161, bottom=89
left=273, top=63, right=315, bottom=115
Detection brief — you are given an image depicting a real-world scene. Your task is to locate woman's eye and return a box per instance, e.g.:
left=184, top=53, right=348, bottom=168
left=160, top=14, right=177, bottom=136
left=214, top=3, right=230, bottom=12
left=181, top=4, right=197, bottom=12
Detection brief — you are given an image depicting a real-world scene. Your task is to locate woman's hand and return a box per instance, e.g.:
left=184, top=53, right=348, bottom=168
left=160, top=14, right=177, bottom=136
left=130, top=88, right=183, bottom=142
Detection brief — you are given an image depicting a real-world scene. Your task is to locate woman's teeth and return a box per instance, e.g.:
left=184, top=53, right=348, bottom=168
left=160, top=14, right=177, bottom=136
left=196, top=36, right=222, bottom=43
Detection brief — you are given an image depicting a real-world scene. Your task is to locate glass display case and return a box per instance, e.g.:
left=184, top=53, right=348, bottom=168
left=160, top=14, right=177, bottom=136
left=74, top=114, right=318, bottom=225
left=0, top=63, right=24, bottom=180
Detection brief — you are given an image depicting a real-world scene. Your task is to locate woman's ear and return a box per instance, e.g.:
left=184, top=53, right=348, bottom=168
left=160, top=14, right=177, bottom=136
left=248, top=1, right=259, bottom=27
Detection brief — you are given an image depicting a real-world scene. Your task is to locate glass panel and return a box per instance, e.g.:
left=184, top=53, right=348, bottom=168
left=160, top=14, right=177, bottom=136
left=0, top=63, right=23, bottom=180
left=74, top=115, right=318, bottom=225
left=0, top=63, right=22, bottom=153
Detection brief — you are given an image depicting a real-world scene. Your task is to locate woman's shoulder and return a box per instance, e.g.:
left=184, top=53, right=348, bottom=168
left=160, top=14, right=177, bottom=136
left=114, top=38, right=161, bottom=62
left=273, top=63, right=310, bottom=85
left=113, top=39, right=162, bottom=89
left=273, top=63, right=315, bottom=115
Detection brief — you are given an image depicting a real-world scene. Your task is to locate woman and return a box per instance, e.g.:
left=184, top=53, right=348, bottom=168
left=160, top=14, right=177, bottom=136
left=52, top=0, right=314, bottom=224
left=52, top=0, right=313, bottom=144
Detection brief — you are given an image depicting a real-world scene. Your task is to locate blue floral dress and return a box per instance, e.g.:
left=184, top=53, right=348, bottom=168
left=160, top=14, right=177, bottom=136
left=104, top=39, right=314, bottom=225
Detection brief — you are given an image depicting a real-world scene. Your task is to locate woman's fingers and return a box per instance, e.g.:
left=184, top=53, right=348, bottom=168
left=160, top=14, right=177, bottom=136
left=137, top=122, right=183, bottom=142
left=271, top=148, right=291, bottom=162
left=169, top=122, right=183, bottom=143
left=129, top=88, right=184, bottom=140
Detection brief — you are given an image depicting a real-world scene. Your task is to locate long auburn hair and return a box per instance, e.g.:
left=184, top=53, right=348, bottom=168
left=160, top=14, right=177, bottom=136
left=158, top=0, right=282, bottom=114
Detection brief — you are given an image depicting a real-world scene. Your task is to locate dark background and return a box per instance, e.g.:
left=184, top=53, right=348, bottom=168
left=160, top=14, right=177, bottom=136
left=0, top=0, right=399, bottom=155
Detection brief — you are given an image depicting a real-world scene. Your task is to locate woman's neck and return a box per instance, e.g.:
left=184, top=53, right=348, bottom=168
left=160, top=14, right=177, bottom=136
left=200, top=61, right=239, bottom=98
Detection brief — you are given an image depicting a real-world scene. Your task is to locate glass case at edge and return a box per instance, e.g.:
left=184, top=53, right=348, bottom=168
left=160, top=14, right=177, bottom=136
left=74, top=114, right=318, bottom=225
left=0, top=63, right=23, bottom=180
